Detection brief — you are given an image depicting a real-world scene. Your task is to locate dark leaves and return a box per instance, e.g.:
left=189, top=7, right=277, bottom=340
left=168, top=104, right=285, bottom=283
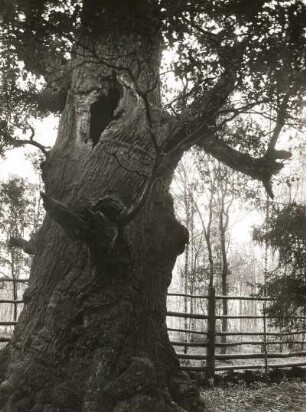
left=254, top=202, right=306, bottom=328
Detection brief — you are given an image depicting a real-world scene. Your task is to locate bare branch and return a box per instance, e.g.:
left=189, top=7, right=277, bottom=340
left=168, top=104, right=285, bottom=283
left=218, top=99, right=270, bottom=118
left=9, top=137, right=49, bottom=157
left=106, top=151, right=148, bottom=179
left=5, top=124, right=49, bottom=156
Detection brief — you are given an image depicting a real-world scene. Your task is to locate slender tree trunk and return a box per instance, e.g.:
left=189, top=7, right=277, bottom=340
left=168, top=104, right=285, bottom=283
left=12, top=277, right=17, bottom=323
left=189, top=192, right=195, bottom=342
left=9, top=249, right=18, bottom=323
left=193, top=169, right=216, bottom=290
left=182, top=177, right=190, bottom=354
left=183, top=242, right=190, bottom=354
left=0, top=11, right=205, bottom=412
left=220, top=211, right=229, bottom=355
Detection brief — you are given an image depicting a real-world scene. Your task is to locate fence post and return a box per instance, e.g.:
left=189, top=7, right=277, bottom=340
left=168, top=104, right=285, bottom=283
left=262, top=300, right=268, bottom=374
left=12, top=276, right=18, bottom=322
left=206, top=286, right=216, bottom=378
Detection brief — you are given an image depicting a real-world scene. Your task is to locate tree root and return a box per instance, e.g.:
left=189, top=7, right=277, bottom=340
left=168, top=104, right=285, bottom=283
left=0, top=352, right=206, bottom=411
left=101, top=357, right=206, bottom=412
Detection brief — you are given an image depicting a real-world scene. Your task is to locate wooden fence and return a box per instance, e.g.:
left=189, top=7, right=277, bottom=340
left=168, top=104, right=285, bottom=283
left=167, top=287, right=306, bottom=376
left=1, top=279, right=306, bottom=376
left=0, top=277, right=28, bottom=342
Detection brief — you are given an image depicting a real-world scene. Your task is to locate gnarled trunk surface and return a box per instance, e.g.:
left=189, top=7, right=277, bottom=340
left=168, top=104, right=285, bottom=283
left=0, top=15, right=205, bottom=412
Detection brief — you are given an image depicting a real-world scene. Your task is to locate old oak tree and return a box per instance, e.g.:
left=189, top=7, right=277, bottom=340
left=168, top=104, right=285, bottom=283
left=0, top=0, right=305, bottom=411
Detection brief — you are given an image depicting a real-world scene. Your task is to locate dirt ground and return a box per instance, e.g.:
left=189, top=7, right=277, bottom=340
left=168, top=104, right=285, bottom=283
left=203, top=380, right=306, bottom=412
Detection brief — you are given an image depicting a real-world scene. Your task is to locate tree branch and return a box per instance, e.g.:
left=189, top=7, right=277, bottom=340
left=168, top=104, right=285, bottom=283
left=267, top=86, right=297, bottom=154
left=163, top=65, right=239, bottom=155
left=161, top=41, right=294, bottom=199
left=41, top=193, right=124, bottom=260
left=41, top=192, right=86, bottom=239
left=8, top=237, right=35, bottom=255
left=12, top=138, right=49, bottom=156
left=5, top=124, right=49, bottom=157
left=197, top=135, right=291, bottom=198
left=117, top=55, right=242, bottom=226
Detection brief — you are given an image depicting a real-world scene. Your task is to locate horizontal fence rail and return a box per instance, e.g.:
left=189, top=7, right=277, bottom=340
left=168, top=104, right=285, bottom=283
left=168, top=328, right=306, bottom=337
left=0, top=321, right=18, bottom=326
left=216, top=330, right=306, bottom=336
left=178, top=351, right=306, bottom=361
left=168, top=327, right=208, bottom=335
left=0, top=337, right=11, bottom=343
left=167, top=288, right=306, bottom=376
left=168, top=293, right=274, bottom=301
left=167, top=311, right=306, bottom=320
left=167, top=311, right=208, bottom=320
left=0, top=278, right=28, bottom=283
left=0, top=300, right=24, bottom=304
left=181, top=361, right=306, bottom=372
left=171, top=340, right=306, bottom=347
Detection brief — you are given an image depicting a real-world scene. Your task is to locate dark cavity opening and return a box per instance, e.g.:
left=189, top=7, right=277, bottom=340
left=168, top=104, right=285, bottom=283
left=89, top=85, right=122, bottom=146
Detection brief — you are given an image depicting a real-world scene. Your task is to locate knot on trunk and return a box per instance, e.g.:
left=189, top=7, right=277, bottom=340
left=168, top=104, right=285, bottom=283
left=41, top=193, right=126, bottom=264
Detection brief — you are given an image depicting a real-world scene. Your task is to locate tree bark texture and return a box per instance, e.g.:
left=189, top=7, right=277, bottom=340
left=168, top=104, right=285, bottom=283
left=0, top=20, right=205, bottom=412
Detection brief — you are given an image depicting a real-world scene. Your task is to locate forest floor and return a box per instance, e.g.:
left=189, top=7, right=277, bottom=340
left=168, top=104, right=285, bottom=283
left=203, top=380, right=306, bottom=411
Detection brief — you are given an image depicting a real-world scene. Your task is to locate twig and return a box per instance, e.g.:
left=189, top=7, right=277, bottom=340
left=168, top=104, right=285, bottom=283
left=107, top=151, right=148, bottom=179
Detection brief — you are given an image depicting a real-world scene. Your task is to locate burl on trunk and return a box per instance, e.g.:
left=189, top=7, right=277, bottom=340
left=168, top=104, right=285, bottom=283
left=0, top=4, right=204, bottom=412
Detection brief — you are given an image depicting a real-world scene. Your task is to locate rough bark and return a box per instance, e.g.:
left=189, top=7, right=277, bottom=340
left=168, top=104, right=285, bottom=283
left=0, top=17, right=205, bottom=412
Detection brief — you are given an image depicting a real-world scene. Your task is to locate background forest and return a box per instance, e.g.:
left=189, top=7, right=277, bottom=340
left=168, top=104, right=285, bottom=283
left=167, top=137, right=306, bottom=352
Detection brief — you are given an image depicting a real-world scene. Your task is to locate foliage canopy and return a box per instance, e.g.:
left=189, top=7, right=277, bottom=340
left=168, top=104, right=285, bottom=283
left=0, top=0, right=305, bottom=193
left=254, top=202, right=306, bottom=329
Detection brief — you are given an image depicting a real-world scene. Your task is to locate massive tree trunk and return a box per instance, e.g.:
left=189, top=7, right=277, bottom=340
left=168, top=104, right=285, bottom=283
left=0, top=2, right=289, bottom=410
left=0, top=6, right=205, bottom=412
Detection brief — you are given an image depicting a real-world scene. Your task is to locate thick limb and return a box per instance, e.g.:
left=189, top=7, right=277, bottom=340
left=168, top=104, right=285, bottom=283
left=8, top=237, right=36, bottom=255
left=198, top=135, right=291, bottom=197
